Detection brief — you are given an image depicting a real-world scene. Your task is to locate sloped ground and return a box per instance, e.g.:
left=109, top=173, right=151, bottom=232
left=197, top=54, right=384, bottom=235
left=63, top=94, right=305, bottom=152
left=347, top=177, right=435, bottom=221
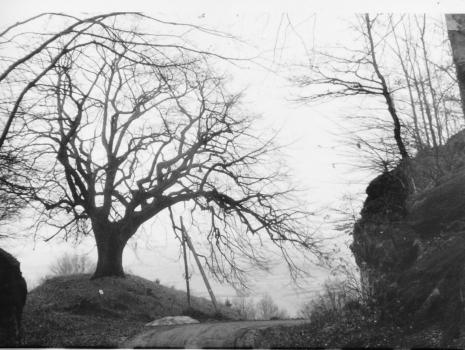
left=22, top=274, right=236, bottom=347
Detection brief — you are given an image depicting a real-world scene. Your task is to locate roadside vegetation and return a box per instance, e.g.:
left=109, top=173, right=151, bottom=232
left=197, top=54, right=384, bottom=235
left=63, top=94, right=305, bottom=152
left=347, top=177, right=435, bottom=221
left=257, top=277, right=444, bottom=348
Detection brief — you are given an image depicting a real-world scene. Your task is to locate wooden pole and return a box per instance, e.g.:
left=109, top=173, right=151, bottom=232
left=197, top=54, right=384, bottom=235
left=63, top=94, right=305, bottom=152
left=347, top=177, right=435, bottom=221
left=446, top=14, right=465, bottom=118
left=180, top=218, right=219, bottom=314
left=180, top=217, right=191, bottom=308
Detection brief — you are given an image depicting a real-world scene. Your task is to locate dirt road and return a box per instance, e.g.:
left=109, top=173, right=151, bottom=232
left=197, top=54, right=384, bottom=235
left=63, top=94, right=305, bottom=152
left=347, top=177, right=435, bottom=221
left=122, top=319, right=309, bottom=348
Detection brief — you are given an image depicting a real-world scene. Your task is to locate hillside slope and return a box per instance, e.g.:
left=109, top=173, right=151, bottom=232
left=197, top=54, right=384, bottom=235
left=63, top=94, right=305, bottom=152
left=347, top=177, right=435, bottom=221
left=22, top=274, right=235, bottom=347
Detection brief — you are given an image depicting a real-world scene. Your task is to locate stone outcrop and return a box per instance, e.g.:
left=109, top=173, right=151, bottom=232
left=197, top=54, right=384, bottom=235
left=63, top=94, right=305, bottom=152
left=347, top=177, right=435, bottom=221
left=351, top=166, right=417, bottom=307
left=351, top=130, right=465, bottom=341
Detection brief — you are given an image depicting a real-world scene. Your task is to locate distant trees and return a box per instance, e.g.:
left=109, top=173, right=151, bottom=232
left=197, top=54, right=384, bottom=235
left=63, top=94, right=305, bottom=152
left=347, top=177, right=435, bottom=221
left=1, top=13, right=321, bottom=284
left=231, top=297, right=258, bottom=320
left=232, top=294, right=288, bottom=320
left=292, top=14, right=464, bottom=172
left=255, top=294, right=289, bottom=320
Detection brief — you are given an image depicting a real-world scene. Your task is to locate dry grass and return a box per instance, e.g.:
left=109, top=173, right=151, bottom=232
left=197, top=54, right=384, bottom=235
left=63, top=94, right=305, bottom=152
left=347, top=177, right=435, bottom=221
left=22, top=274, right=236, bottom=347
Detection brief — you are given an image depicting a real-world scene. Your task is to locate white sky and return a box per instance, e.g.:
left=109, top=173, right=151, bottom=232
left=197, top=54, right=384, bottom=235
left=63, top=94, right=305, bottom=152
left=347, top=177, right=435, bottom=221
left=1, top=0, right=464, bottom=316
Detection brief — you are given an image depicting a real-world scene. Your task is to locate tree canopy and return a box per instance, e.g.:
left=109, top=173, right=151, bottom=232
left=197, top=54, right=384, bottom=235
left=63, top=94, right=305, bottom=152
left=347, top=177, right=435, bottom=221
left=0, top=12, right=322, bottom=285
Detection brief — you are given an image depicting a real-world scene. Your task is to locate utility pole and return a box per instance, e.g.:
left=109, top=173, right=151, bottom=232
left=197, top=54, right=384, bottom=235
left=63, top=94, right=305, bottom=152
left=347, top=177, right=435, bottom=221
left=180, top=217, right=191, bottom=308
left=180, top=219, right=219, bottom=314
left=446, top=14, right=465, bottom=117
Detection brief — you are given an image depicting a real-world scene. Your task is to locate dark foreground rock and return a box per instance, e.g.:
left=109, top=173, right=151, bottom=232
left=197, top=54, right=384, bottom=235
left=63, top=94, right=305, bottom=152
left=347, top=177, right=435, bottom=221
left=0, top=247, right=27, bottom=346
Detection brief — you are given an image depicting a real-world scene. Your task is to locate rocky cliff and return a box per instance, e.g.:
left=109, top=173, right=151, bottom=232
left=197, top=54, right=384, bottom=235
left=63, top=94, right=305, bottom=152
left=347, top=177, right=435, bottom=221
left=351, top=130, right=465, bottom=341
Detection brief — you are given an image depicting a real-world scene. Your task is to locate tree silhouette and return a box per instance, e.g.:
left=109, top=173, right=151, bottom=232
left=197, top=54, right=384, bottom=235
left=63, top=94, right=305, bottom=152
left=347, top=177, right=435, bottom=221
left=5, top=13, right=321, bottom=282
left=291, top=14, right=463, bottom=173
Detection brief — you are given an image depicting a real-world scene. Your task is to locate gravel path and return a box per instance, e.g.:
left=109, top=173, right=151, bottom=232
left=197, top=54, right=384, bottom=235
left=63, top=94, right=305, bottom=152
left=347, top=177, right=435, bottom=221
left=122, top=319, right=310, bottom=348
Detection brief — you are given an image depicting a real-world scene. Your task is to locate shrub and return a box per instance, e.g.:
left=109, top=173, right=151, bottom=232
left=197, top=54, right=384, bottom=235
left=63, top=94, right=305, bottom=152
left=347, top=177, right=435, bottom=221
left=296, top=278, right=399, bottom=347
left=298, top=278, right=362, bottom=325
left=49, top=253, right=95, bottom=276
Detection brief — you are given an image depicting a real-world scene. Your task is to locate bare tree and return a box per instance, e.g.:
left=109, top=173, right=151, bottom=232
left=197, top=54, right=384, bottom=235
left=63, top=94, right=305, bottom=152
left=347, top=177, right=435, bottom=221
left=298, top=278, right=360, bottom=323
left=293, top=14, right=409, bottom=163
left=0, top=12, right=220, bottom=225
left=255, top=294, right=288, bottom=320
left=0, top=13, right=132, bottom=150
left=0, top=12, right=236, bottom=151
left=292, top=14, right=463, bottom=173
left=364, top=14, right=409, bottom=160
left=5, top=14, right=321, bottom=285
left=231, top=297, right=257, bottom=320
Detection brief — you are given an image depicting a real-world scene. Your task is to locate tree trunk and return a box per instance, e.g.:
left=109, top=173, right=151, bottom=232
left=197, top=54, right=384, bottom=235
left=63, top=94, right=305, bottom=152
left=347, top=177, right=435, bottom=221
left=390, top=20, right=423, bottom=149
left=92, top=228, right=129, bottom=279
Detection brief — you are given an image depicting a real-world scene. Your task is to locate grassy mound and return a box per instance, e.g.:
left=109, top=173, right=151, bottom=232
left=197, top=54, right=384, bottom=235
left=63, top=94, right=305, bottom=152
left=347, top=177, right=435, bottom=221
left=22, top=274, right=235, bottom=347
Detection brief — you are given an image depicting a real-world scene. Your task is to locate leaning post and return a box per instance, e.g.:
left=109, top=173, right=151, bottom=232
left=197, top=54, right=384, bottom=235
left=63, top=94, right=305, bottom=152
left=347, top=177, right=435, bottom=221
left=180, top=216, right=191, bottom=308
left=180, top=218, right=219, bottom=314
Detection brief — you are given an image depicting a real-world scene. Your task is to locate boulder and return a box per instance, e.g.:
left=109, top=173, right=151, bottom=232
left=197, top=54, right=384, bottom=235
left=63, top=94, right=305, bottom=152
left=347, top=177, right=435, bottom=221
left=145, top=316, right=199, bottom=327
left=0, top=248, right=27, bottom=346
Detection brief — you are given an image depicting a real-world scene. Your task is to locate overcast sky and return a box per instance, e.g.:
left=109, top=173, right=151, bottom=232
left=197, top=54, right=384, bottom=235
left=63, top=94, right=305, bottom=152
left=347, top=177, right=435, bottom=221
left=1, top=0, right=464, bottom=315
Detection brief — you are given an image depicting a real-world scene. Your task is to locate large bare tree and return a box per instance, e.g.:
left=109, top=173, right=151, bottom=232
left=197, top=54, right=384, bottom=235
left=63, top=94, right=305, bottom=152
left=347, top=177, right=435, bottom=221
left=1, top=12, right=222, bottom=224
left=4, top=13, right=320, bottom=283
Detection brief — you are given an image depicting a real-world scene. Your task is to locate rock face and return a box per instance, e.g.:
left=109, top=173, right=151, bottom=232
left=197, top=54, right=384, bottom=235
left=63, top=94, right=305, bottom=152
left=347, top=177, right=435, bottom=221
left=351, top=166, right=417, bottom=308
left=408, top=169, right=465, bottom=237
left=351, top=130, right=465, bottom=342
left=0, top=248, right=27, bottom=346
